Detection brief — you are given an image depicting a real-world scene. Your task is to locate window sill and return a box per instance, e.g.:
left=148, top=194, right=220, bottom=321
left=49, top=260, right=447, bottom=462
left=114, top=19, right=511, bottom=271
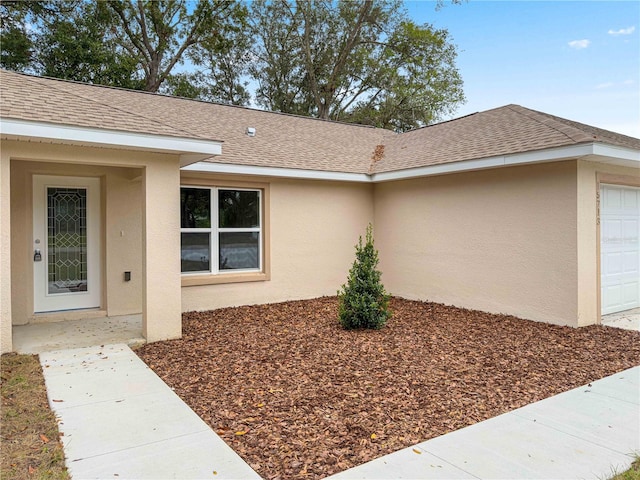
left=181, top=271, right=269, bottom=287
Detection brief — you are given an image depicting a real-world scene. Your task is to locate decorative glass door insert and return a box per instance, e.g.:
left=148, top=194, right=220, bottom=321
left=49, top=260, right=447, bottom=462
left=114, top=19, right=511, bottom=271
left=47, top=187, right=88, bottom=294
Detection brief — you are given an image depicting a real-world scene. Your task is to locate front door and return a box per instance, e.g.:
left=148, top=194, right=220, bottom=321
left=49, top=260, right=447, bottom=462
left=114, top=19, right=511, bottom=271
left=33, top=175, right=101, bottom=313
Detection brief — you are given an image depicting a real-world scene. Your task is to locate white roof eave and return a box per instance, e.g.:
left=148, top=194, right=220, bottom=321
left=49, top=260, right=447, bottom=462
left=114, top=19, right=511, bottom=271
left=184, top=143, right=639, bottom=183
left=370, top=143, right=640, bottom=183
left=0, top=118, right=222, bottom=166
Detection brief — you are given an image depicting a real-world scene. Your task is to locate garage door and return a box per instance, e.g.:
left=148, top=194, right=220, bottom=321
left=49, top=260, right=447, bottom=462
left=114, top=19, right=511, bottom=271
left=601, top=184, right=640, bottom=315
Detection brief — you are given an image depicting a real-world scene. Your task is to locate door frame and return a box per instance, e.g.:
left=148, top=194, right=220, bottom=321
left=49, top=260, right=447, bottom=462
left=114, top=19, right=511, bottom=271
left=32, top=175, right=102, bottom=313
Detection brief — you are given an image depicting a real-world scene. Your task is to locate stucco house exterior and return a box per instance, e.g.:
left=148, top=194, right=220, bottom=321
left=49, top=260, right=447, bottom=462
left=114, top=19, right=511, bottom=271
left=1, top=69, right=639, bottom=354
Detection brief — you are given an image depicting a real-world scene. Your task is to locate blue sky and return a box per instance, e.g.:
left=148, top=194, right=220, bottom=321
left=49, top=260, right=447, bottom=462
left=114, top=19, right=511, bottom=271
left=406, top=1, right=640, bottom=137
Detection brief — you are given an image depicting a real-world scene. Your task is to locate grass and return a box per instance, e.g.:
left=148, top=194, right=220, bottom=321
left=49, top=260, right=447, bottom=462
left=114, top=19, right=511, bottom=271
left=1, top=353, right=69, bottom=480
left=611, top=458, right=640, bottom=480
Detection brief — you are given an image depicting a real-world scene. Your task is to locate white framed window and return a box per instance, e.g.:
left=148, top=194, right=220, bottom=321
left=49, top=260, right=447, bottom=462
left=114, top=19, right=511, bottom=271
left=180, top=186, right=262, bottom=275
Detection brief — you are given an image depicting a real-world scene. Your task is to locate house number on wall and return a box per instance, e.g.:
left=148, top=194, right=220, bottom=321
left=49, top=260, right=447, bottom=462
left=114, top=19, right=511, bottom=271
left=596, top=189, right=600, bottom=226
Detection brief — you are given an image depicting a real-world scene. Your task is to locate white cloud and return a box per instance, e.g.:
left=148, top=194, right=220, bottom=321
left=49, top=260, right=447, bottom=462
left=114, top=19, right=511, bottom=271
left=568, top=39, right=590, bottom=49
left=595, top=80, right=635, bottom=89
left=608, top=26, right=636, bottom=36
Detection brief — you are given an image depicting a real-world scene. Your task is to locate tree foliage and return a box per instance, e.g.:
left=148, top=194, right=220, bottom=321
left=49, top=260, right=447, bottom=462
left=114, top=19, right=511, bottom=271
left=0, top=1, right=73, bottom=71
left=101, top=0, right=247, bottom=93
left=338, top=224, right=391, bottom=330
left=0, top=0, right=464, bottom=130
left=37, top=2, right=142, bottom=89
left=0, top=0, right=247, bottom=97
left=250, top=0, right=465, bottom=130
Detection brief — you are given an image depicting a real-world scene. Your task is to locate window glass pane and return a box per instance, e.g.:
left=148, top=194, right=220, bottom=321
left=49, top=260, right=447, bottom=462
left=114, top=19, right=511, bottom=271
left=219, top=232, right=259, bottom=270
left=181, top=233, right=210, bottom=272
left=219, top=190, right=259, bottom=228
left=181, top=188, right=210, bottom=228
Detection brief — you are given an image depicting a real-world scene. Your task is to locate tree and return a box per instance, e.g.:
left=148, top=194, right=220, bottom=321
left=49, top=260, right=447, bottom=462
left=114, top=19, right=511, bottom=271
left=338, top=224, right=391, bottom=330
left=249, top=0, right=311, bottom=115
left=0, top=1, right=75, bottom=72
left=249, top=0, right=465, bottom=131
left=341, top=20, right=464, bottom=131
left=0, top=0, right=32, bottom=70
left=1, top=0, right=464, bottom=129
left=1, top=0, right=247, bottom=95
left=102, top=0, right=247, bottom=93
left=185, top=14, right=252, bottom=105
left=36, top=2, right=142, bottom=89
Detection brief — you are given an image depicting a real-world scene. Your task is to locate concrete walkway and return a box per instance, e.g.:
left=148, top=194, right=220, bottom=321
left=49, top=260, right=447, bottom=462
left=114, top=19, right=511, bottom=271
left=328, top=366, right=640, bottom=479
left=40, top=343, right=260, bottom=479
left=39, top=342, right=639, bottom=480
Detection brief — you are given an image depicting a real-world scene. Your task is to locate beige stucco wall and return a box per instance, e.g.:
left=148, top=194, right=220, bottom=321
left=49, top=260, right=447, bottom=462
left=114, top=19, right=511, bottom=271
left=142, top=157, right=181, bottom=342
left=374, top=161, right=580, bottom=326
left=1, top=151, right=12, bottom=353
left=1, top=140, right=181, bottom=352
left=577, top=159, right=640, bottom=326
left=181, top=176, right=374, bottom=312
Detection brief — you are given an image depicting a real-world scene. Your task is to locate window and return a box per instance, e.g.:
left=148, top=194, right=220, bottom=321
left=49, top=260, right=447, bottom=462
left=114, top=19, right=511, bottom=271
left=180, top=187, right=262, bottom=275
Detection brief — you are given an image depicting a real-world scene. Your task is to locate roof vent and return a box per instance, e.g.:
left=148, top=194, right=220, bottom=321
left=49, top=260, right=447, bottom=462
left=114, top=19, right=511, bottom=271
left=246, top=127, right=256, bottom=137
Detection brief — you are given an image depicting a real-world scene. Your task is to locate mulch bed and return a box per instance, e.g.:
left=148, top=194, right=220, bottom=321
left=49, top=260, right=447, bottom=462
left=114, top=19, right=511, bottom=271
left=136, top=297, right=640, bottom=480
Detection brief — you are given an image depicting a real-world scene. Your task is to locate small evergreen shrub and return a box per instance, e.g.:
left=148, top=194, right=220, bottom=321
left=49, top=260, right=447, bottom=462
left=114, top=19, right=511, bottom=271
left=338, top=224, right=391, bottom=329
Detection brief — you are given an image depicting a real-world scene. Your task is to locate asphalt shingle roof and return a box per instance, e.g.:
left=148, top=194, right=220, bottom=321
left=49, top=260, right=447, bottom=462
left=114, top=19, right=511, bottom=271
left=1, top=70, right=638, bottom=175
left=375, top=104, right=640, bottom=173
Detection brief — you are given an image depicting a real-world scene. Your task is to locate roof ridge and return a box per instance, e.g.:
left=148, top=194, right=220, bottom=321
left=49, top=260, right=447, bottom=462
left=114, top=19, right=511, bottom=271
left=504, top=104, right=594, bottom=144
left=398, top=111, right=481, bottom=136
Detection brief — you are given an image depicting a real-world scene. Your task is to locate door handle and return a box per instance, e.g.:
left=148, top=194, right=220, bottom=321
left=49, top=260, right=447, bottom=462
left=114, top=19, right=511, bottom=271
left=34, top=249, right=42, bottom=262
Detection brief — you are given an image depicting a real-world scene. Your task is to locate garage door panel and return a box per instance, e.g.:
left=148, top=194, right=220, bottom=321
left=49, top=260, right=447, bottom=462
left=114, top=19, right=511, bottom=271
left=603, top=252, right=622, bottom=275
left=623, top=251, right=638, bottom=273
left=624, top=189, right=638, bottom=209
left=602, top=218, right=621, bottom=239
left=603, top=285, right=621, bottom=310
left=622, top=281, right=639, bottom=307
left=601, top=184, right=640, bottom=315
left=623, top=219, right=638, bottom=238
left=604, top=187, right=622, bottom=209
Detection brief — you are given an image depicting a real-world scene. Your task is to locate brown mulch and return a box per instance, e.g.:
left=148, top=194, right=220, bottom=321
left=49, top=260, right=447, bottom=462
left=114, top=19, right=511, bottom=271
left=136, top=297, right=640, bottom=480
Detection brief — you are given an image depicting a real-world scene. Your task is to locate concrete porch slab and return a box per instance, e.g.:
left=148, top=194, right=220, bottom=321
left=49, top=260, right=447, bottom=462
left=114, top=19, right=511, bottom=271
left=13, top=314, right=144, bottom=353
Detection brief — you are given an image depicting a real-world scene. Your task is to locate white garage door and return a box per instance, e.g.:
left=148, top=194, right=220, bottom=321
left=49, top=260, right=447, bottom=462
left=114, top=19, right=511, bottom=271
left=601, top=184, right=640, bottom=315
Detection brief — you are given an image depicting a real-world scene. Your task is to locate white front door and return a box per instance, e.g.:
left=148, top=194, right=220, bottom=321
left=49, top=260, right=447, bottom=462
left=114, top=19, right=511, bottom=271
left=600, top=184, right=640, bottom=315
left=33, top=175, right=101, bottom=313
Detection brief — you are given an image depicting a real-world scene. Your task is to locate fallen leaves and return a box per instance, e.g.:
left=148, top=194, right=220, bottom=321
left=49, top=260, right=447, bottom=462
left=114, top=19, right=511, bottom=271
left=137, top=297, right=640, bottom=480
left=1, top=354, right=69, bottom=480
